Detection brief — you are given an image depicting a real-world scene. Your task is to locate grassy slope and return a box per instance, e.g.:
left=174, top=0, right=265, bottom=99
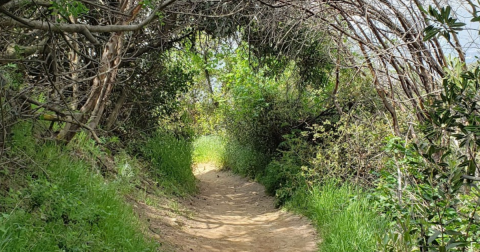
left=0, top=125, right=197, bottom=251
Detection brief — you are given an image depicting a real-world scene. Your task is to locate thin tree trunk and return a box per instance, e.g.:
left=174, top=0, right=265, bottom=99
left=106, top=87, right=128, bottom=131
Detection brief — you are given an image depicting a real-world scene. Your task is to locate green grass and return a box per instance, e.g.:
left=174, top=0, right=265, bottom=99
left=141, top=132, right=196, bottom=195
left=192, top=135, right=226, bottom=165
left=286, top=182, right=387, bottom=252
left=222, top=139, right=269, bottom=177
left=192, top=135, right=268, bottom=177
left=0, top=124, right=156, bottom=252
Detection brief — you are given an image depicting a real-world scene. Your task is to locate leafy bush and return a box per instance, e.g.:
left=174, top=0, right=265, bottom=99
left=222, top=138, right=269, bottom=177
left=372, top=65, right=480, bottom=251
left=260, top=131, right=313, bottom=204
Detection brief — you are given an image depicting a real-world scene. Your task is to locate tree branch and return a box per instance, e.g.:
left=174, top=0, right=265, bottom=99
left=0, top=0, right=177, bottom=44
left=463, top=174, right=480, bottom=182
left=39, top=114, right=101, bottom=143
left=0, top=0, right=12, bottom=7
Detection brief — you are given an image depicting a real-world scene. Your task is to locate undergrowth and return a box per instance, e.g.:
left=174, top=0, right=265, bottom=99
left=0, top=124, right=157, bottom=251
left=140, top=132, right=196, bottom=195
left=286, top=182, right=387, bottom=252
left=192, top=135, right=225, bottom=165
left=222, top=139, right=269, bottom=177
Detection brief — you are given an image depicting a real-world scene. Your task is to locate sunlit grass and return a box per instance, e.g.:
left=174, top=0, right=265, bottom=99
left=286, top=182, right=387, bottom=252
left=141, top=132, right=197, bottom=195
left=192, top=135, right=226, bottom=165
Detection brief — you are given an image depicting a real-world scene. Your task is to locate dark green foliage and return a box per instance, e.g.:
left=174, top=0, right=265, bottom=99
left=423, top=6, right=466, bottom=41
left=222, top=139, right=269, bottom=177
left=112, top=54, right=196, bottom=138
left=260, top=131, right=312, bottom=205
left=245, top=24, right=333, bottom=89
left=373, top=66, right=480, bottom=251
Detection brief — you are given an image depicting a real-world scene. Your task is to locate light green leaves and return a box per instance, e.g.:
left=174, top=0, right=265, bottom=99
left=50, top=0, right=88, bottom=19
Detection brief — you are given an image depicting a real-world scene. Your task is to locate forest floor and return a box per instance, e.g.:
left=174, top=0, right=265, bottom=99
left=134, top=163, right=318, bottom=252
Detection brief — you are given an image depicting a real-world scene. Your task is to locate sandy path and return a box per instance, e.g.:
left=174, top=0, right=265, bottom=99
left=137, top=163, right=318, bottom=252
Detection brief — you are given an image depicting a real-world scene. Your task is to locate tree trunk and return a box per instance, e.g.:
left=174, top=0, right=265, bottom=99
left=106, top=86, right=128, bottom=131
left=56, top=0, right=140, bottom=143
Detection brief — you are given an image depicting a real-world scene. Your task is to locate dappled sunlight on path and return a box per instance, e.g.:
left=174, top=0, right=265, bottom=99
left=136, top=163, right=318, bottom=252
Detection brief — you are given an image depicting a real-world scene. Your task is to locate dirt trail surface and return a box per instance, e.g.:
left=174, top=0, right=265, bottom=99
left=135, top=163, right=318, bottom=252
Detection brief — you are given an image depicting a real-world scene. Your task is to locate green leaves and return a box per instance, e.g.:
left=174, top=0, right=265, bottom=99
left=423, top=6, right=466, bottom=41
left=50, top=0, right=89, bottom=19
left=376, top=62, right=480, bottom=251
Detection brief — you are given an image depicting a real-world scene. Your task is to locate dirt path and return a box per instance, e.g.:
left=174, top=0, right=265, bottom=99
left=136, top=163, right=318, bottom=252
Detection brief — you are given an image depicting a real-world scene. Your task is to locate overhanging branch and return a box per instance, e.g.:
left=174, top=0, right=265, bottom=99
left=0, top=0, right=177, bottom=44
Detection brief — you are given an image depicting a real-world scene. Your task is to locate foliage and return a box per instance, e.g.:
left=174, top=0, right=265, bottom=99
left=373, top=63, right=480, bottom=251
left=222, top=139, right=269, bottom=177
left=192, top=135, right=226, bottom=166
left=260, top=130, right=314, bottom=205
left=218, top=43, right=326, bottom=154
left=286, top=181, right=387, bottom=252
left=114, top=53, right=196, bottom=138
left=140, top=132, right=197, bottom=195
left=0, top=124, right=156, bottom=251
left=423, top=6, right=466, bottom=41
left=50, top=0, right=89, bottom=19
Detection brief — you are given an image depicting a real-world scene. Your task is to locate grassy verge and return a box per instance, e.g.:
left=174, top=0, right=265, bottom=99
left=0, top=124, right=156, bottom=251
left=286, top=182, right=387, bottom=252
left=140, top=132, right=197, bottom=195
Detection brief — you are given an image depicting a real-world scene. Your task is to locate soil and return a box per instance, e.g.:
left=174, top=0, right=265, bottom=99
left=134, top=163, right=318, bottom=252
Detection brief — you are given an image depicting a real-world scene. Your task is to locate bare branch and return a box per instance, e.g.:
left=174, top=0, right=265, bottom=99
left=0, top=0, right=177, bottom=44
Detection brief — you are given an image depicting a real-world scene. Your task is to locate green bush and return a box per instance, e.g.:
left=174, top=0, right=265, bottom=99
left=222, top=139, right=269, bottom=177
left=141, top=132, right=196, bottom=195
left=0, top=124, right=156, bottom=252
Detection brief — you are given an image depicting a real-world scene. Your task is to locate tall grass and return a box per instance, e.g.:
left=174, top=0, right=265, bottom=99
left=192, top=135, right=268, bottom=177
left=0, top=124, right=156, bottom=251
left=286, top=182, right=387, bottom=252
left=192, top=135, right=226, bottom=165
left=223, top=139, right=269, bottom=177
left=141, top=132, right=196, bottom=195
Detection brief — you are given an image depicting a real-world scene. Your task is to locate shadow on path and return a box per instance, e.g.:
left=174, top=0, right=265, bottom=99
left=135, top=163, right=318, bottom=252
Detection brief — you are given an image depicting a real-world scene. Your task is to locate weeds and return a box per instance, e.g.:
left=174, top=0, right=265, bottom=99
left=287, top=182, right=387, bottom=252
left=0, top=124, right=156, bottom=251
left=141, top=132, right=196, bottom=195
